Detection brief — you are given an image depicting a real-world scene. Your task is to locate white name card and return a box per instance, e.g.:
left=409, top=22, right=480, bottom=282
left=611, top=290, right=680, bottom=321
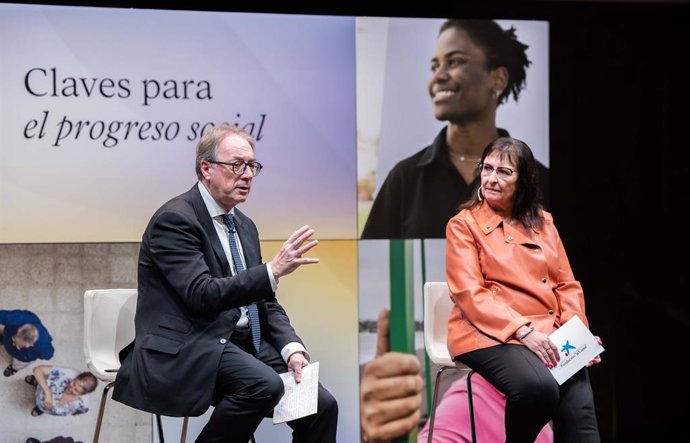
left=548, top=316, right=604, bottom=385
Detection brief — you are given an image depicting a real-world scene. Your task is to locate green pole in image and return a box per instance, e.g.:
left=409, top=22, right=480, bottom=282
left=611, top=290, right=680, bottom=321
left=389, top=239, right=417, bottom=443
left=420, top=239, right=432, bottom=415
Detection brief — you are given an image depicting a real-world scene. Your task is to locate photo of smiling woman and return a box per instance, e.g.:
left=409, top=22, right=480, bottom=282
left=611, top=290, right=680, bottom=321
left=360, top=19, right=549, bottom=239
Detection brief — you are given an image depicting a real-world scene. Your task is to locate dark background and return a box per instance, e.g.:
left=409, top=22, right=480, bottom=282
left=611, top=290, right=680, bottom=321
left=7, top=1, right=690, bottom=441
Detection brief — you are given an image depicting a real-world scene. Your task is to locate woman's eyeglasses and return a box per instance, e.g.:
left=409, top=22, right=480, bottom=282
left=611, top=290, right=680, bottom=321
left=478, top=163, right=515, bottom=181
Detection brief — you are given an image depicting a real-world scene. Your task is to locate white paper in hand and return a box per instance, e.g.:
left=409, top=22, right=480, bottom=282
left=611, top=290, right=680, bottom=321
left=548, top=317, right=604, bottom=385
left=273, top=361, right=319, bottom=424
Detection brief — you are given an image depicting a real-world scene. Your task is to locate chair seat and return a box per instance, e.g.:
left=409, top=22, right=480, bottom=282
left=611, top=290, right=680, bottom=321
left=424, top=282, right=477, bottom=443
left=86, top=358, right=119, bottom=382
left=84, top=288, right=198, bottom=443
left=84, top=289, right=138, bottom=442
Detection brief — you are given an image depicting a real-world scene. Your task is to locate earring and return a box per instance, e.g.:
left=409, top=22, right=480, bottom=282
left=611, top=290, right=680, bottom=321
left=493, top=89, right=503, bottom=100
left=477, top=186, right=483, bottom=201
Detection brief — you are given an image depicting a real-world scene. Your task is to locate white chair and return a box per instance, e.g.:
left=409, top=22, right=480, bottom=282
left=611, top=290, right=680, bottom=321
left=423, top=281, right=476, bottom=443
left=83, top=289, right=189, bottom=443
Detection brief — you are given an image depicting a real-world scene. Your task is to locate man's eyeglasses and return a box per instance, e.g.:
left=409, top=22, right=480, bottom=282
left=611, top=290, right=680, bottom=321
left=478, top=163, right=516, bottom=181
left=209, top=160, right=263, bottom=177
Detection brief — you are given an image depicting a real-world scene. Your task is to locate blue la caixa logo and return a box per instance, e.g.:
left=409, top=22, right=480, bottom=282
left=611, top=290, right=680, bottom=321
left=560, top=340, right=576, bottom=356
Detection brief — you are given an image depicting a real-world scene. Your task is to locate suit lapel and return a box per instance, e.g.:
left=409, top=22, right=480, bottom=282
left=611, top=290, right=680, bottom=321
left=187, top=185, right=231, bottom=275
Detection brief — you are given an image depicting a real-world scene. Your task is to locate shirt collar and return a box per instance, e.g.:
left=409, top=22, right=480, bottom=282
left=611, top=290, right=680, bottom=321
left=471, top=202, right=546, bottom=246
left=471, top=202, right=504, bottom=235
left=416, top=127, right=449, bottom=167
left=197, top=182, right=234, bottom=219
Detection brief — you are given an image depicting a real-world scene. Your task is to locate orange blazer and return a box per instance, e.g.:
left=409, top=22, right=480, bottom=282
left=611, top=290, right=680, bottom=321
left=445, top=202, right=588, bottom=358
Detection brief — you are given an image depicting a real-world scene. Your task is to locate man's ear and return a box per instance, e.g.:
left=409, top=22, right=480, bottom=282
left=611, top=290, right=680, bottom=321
left=200, top=161, right=212, bottom=180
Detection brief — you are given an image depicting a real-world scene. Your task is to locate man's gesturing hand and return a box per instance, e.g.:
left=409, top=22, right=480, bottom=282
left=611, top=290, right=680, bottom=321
left=271, top=225, right=319, bottom=280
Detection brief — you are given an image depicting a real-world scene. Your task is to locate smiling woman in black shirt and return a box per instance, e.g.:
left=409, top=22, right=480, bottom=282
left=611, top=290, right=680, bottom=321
left=361, top=19, right=549, bottom=239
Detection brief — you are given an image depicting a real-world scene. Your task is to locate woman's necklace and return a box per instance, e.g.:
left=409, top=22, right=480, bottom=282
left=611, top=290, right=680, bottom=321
left=448, top=150, right=481, bottom=163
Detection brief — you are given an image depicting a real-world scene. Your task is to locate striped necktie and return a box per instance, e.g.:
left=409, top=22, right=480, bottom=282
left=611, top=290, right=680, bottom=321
left=223, top=213, right=261, bottom=352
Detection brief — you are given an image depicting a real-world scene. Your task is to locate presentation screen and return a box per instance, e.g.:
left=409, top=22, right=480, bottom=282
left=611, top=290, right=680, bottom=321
left=357, top=17, right=549, bottom=238
left=0, top=4, right=357, bottom=243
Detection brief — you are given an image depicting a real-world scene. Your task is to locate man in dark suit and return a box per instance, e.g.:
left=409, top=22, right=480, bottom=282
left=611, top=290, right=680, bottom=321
left=112, top=124, right=338, bottom=443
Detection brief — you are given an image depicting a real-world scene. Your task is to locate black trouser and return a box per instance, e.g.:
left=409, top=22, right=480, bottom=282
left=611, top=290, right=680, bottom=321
left=196, top=328, right=338, bottom=443
left=456, top=344, right=600, bottom=443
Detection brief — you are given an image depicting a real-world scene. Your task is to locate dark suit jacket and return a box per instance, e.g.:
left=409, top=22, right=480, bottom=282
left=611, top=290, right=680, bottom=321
left=112, top=184, right=303, bottom=417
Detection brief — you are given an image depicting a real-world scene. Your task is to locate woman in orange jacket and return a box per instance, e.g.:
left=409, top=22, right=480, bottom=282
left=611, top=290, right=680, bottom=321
left=447, top=136, right=602, bottom=443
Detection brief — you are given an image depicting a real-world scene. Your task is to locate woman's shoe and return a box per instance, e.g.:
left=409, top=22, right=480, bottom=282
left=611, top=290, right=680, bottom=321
left=30, top=406, right=44, bottom=416
left=25, top=374, right=37, bottom=386
left=26, top=438, right=41, bottom=443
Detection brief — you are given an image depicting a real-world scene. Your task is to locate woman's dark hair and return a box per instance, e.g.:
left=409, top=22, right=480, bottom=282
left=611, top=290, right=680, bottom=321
left=459, top=137, right=544, bottom=230
left=439, top=19, right=531, bottom=105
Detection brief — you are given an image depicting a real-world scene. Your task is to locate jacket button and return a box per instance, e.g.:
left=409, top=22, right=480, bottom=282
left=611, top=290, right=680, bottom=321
left=548, top=309, right=554, bottom=315
left=541, top=278, right=547, bottom=283
left=220, top=338, right=227, bottom=344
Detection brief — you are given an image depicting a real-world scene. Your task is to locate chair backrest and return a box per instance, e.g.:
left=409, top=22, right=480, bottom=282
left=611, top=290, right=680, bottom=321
left=423, top=281, right=455, bottom=367
left=83, top=289, right=137, bottom=382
